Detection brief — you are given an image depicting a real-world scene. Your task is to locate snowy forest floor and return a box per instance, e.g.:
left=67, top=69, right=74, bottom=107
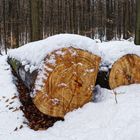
left=1, top=40, right=140, bottom=140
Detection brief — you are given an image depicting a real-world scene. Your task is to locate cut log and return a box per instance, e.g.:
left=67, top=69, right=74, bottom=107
left=8, top=47, right=101, bottom=118
left=109, top=54, right=140, bottom=89
left=33, top=47, right=101, bottom=117
left=96, top=54, right=140, bottom=89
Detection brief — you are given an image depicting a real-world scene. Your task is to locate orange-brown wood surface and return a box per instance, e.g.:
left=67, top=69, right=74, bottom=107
left=33, top=47, right=101, bottom=118
left=109, top=54, right=140, bottom=89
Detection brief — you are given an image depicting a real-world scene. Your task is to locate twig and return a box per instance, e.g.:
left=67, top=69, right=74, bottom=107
left=113, top=90, right=118, bottom=104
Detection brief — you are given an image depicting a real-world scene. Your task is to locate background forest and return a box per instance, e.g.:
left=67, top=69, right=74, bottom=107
left=0, top=0, right=136, bottom=50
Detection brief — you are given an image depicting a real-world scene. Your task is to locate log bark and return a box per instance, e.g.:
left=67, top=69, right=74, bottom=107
left=8, top=47, right=101, bottom=118
left=7, top=57, right=38, bottom=90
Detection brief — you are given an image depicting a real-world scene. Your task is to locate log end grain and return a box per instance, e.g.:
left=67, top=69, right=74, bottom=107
left=33, top=47, right=101, bottom=118
left=109, top=54, right=140, bottom=89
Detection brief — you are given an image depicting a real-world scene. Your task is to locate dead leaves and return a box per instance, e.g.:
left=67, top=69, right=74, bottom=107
left=0, top=94, right=20, bottom=113
left=14, top=125, right=23, bottom=131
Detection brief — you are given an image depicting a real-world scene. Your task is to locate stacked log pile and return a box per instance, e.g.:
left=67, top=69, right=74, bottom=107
left=7, top=34, right=140, bottom=130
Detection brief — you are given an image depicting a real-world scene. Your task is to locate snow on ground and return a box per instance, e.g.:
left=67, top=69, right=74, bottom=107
left=1, top=38, right=140, bottom=140
left=1, top=55, right=140, bottom=139
left=0, top=56, right=25, bottom=137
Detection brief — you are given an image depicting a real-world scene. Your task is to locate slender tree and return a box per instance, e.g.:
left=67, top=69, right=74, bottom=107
left=135, top=0, right=140, bottom=45
left=3, top=0, right=7, bottom=54
left=30, top=0, right=43, bottom=41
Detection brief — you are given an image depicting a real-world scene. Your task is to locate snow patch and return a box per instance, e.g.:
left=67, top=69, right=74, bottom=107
left=8, top=34, right=100, bottom=71
left=98, top=40, right=140, bottom=67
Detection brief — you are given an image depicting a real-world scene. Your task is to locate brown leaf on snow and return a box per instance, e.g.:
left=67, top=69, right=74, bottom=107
left=5, top=105, right=9, bottom=107
left=14, top=127, right=18, bottom=131
left=11, top=95, right=17, bottom=100
left=9, top=107, right=14, bottom=110
left=23, top=121, right=28, bottom=125
left=5, top=99, right=9, bottom=102
left=12, top=108, right=19, bottom=112
left=19, top=125, right=23, bottom=129
left=9, top=101, right=14, bottom=104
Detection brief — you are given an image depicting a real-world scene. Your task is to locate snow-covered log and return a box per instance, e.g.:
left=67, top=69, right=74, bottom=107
left=96, top=41, right=140, bottom=89
left=8, top=34, right=101, bottom=118
left=34, top=47, right=100, bottom=117
left=8, top=47, right=101, bottom=118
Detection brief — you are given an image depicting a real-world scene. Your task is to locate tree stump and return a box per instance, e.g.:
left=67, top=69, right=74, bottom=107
left=109, top=54, right=140, bottom=89
left=33, top=47, right=101, bottom=117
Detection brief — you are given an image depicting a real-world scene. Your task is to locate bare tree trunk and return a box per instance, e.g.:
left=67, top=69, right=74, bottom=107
left=15, top=0, right=20, bottom=48
left=3, top=0, right=7, bottom=54
left=106, top=0, right=114, bottom=41
left=135, top=0, right=140, bottom=45
left=30, top=0, right=43, bottom=41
